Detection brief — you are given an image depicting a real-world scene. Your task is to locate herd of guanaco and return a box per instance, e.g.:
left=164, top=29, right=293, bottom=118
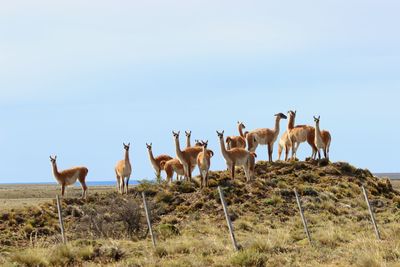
left=49, top=110, right=332, bottom=198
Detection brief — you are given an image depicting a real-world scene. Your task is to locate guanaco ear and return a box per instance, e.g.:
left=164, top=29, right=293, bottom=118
left=208, top=150, right=214, bottom=157
left=128, top=142, right=130, bottom=146
left=318, top=116, right=320, bottom=120
left=226, top=137, right=231, bottom=143
left=49, top=156, right=53, bottom=160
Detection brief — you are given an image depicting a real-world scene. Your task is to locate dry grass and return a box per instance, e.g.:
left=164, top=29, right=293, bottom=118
left=1, top=161, right=400, bottom=266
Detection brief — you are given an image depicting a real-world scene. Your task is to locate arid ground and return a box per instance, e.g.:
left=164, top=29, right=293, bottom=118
left=1, top=161, right=400, bottom=267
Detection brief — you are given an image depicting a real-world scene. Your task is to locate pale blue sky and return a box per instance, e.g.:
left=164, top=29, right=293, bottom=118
left=1, top=1, right=399, bottom=183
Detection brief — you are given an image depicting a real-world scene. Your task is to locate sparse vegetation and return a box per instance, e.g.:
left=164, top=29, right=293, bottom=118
left=1, top=160, right=400, bottom=266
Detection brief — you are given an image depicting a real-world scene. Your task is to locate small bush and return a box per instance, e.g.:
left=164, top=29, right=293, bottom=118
left=339, top=162, right=357, bottom=174
left=49, top=245, right=74, bottom=266
left=11, top=249, right=47, bottom=267
left=231, top=249, right=266, bottom=267
left=264, top=195, right=283, bottom=206
left=157, top=224, right=180, bottom=239
left=154, top=246, right=168, bottom=258
left=155, top=191, right=174, bottom=204
left=299, top=172, right=319, bottom=183
left=177, top=182, right=196, bottom=193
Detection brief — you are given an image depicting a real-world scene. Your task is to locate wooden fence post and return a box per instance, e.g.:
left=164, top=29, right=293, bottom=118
left=56, top=195, right=66, bottom=244
left=294, top=188, right=312, bottom=245
left=142, top=192, right=156, bottom=247
left=361, top=185, right=381, bottom=240
left=218, top=186, right=239, bottom=251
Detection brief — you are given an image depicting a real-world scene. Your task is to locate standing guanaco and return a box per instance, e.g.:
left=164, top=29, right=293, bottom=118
left=226, top=121, right=247, bottom=150
left=115, top=143, right=132, bottom=194
left=246, top=113, right=287, bottom=162
left=313, top=116, right=332, bottom=160
left=146, top=143, right=173, bottom=179
left=173, top=131, right=203, bottom=181
left=277, top=110, right=296, bottom=161
left=288, top=114, right=318, bottom=160
left=196, top=140, right=214, bottom=188
left=217, top=131, right=256, bottom=181
left=50, top=155, right=88, bottom=199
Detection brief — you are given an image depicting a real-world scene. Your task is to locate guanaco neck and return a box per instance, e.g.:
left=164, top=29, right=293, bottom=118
left=147, top=148, right=156, bottom=165
left=174, top=137, right=184, bottom=159
left=202, top=146, right=208, bottom=164
left=274, top=116, right=281, bottom=137
left=124, top=149, right=130, bottom=165
left=315, top=121, right=323, bottom=141
left=238, top=124, right=245, bottom=138
left=288, top=114, right=295, bottom=131
left=52, top=163, right=61, bottom=180
left=218, top=136, right=230, bottom=160
left=186, top=135, right=191, bottom=148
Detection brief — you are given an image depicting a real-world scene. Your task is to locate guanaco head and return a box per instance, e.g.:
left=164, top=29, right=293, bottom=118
left=49, top=155, right=57, bottom=164
left=216, top=130, right=224, bottom=139
left=172, top=131, right=180, bottom=139
left=288, top=110, right=296, bottom=118
left=274, top=113, right=287, bottom=120
left=194, top=139, right=203, bottom=147
left=123, top=142, right=130, bottom=151
left=201, top=140, right=208, bottom=149
left=313, top=116, right=321, bottom=123
left=185, top=130, right=191, bottom=138
left=237, top=121, right=246, bottom=129
left=146, top=143, right=152, bottom=150
left=160, top=160, right=167, bottom=169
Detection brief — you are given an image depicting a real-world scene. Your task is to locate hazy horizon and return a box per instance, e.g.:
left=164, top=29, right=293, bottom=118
left=1, top=1, right=400, bottom=183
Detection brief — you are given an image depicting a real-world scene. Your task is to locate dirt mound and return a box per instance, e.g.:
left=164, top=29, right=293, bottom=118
left=0, top=160, right=398, bottom=249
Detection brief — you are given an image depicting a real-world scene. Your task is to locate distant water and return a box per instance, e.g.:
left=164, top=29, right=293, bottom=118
left=0, top=180, right=142, bottom=186
left=374, top=173, right=400, bottom=180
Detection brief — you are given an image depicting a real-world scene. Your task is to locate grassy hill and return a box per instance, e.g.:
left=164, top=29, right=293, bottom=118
left=1, top=160, right=400, bottom=266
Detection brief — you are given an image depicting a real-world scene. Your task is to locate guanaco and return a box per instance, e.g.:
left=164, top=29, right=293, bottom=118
left=288, top=114, right=318, bottom=160
left=115, top=143, right=132, bottom=194
left=49, top=155, right=88, bottom=199
left=277, top=110, right=296, bottom=161
left=226, top=121, right=247, bottom=150
left=160, top=158, right=187, bottom=184
left=173, top=131, right=203, bottom=181
left=217, top=131, right=256, bottom=181
left=196, top=140, right=214, bottom=188
left=313, top=116, right=332, bottom=160
left=146, top=143, right=173, bottom=179
left=246, top=113, right=287, bottom=162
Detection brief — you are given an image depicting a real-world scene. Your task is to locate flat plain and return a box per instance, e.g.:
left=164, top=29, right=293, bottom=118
left=0, top=184, right=114, bottom=212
